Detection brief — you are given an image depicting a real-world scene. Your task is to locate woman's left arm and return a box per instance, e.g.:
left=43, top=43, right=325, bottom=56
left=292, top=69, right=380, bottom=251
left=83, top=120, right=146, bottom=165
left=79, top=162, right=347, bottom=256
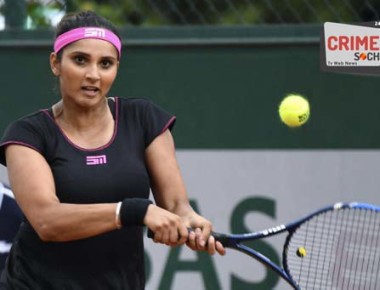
left=145, top=129, right=225, bottom=255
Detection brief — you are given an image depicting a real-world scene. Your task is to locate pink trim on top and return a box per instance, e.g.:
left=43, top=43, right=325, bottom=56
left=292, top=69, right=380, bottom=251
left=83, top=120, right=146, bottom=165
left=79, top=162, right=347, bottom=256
left=161, top=116, right=176, bottom=134
left=0, top=141, right=42, bottom=154
left=54, top=27, right=122, bottom=58
left=41, top=97, right=119, bottom=152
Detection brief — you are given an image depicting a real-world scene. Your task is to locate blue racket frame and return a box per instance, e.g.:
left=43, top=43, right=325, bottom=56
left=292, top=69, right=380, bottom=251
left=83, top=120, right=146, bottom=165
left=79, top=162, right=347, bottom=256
left=147, top=202, right=380, bottom=289
left=211, top=202, right=380, bottom=290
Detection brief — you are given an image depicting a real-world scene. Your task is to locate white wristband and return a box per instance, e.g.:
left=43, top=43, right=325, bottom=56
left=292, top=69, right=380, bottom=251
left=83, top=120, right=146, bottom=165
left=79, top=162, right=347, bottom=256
left=115, top=202, right=122, bottom=229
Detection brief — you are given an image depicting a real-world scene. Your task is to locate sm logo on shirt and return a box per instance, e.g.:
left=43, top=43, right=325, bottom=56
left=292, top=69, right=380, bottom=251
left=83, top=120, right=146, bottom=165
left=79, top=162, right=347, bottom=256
left=86, top=155, right=107, bottom=166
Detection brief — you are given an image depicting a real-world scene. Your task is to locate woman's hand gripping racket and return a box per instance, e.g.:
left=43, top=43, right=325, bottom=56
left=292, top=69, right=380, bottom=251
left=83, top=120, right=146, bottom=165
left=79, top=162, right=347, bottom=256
left=148, top=202, right=380, bottom=289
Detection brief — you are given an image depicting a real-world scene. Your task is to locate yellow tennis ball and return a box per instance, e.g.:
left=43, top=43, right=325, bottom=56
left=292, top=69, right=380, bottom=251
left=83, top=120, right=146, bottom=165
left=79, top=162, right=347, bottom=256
left=296, top=247, right=307, bottom=257
left=279, top=94, right=310, bottom=127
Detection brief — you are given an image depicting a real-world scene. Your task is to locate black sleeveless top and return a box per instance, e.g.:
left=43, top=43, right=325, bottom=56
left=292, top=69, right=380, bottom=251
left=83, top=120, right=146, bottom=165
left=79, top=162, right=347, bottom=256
left=0, top=97, right=175, bottom=289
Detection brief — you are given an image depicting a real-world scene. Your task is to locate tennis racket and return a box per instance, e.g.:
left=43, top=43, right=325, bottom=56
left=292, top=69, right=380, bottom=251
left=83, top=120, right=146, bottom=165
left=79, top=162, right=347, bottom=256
left=148, top=202, right=380, bottom=289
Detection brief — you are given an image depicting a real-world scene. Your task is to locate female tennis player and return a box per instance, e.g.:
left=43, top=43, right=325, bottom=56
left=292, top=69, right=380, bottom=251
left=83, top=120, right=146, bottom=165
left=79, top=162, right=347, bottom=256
left=0, top=10, right=225, bottom=289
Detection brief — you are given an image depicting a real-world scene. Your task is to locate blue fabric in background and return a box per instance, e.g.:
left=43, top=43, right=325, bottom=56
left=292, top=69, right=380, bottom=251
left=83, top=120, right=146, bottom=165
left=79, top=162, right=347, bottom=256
left=0, top=183, right=23, bottom=271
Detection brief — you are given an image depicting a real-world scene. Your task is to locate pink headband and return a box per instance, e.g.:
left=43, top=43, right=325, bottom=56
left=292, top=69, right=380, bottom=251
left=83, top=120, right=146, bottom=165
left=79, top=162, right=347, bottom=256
left=54, top=27, right=122, bottom=58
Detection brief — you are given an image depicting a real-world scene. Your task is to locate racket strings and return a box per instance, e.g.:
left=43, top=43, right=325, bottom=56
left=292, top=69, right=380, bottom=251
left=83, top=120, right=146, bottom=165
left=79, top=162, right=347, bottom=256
left=333, top=207, right=358, bottom=289
left=288, top=212, right=342, bottom=287
left=302, top=210, right=333, bottom=288
left=339, top=208, right=372, bottom=289
left=321, top=207, right=339, bottom=289
left=354, top=209, right=377, bottom=288
left=331, top=209, right=379, bottom=290
left=373, top=220, right=380, bottom=286
left=313, top=207, right=337, bottom=289
left=285, top=208, right=380, bottom=290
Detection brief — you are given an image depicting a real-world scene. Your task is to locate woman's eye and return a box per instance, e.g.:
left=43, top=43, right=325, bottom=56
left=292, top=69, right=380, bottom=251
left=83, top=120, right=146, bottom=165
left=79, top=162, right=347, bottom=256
left=100, top=60, right=113, bottom=68
left=74, top=56, right=86, bottom=64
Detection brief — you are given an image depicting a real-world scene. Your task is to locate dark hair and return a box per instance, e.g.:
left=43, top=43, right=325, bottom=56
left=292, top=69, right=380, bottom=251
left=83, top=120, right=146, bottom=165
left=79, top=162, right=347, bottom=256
left=54, top=11, right=121, bottom=58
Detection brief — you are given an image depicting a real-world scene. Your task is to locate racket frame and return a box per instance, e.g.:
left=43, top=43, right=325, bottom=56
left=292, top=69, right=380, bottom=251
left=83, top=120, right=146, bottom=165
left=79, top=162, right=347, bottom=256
left=147, top=202, right=380, bottom=289
left=212, top=202, right=380, bottom=290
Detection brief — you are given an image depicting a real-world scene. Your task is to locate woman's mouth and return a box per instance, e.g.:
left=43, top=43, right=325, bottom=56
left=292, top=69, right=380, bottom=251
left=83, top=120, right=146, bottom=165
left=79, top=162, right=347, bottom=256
left=81, top=86, right=100, bottom=96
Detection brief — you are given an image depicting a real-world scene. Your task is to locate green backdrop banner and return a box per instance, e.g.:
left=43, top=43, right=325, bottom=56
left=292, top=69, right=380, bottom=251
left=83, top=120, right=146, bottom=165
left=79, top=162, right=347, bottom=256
left=0, top=25, right=378, bottom=148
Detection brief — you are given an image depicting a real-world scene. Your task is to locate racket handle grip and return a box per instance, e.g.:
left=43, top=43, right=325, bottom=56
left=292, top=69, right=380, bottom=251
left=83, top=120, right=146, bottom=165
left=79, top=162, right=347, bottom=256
left=211, top=232, right=233, bottom=247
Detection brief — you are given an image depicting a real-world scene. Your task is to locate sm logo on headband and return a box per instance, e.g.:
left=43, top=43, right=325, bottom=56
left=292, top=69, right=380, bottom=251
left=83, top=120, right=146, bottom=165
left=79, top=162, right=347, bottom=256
left=84, top=28, right=106, bottom=38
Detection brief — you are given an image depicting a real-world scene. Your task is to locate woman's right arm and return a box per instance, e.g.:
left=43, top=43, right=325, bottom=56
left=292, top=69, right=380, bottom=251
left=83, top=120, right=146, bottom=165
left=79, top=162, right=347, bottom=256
left=5, top=144, right=119, bottom=242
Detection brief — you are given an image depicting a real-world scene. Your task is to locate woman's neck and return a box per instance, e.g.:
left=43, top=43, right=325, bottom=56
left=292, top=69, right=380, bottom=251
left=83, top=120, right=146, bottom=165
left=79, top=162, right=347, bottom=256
left=52, top=98, right=115, bottom=149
